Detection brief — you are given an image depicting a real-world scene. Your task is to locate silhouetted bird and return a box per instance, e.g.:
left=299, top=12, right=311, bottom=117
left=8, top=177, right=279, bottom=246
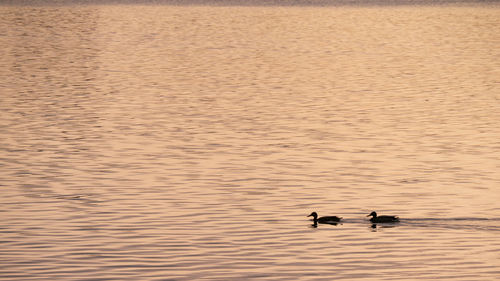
left=367, top=211, right=399, bottom=223
left=308, top=212, right=342, bottom=224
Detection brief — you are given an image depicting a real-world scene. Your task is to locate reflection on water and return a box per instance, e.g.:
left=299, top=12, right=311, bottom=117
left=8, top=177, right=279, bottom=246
left=369, top=223, right=399, bottom=231
left=1, top=2, right=500, bottom=281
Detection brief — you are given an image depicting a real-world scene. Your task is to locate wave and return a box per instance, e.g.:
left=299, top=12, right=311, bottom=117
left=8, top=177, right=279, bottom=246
left=316, top=217, right=500, bottom=232
left=2, top=0, right=499, bottom=7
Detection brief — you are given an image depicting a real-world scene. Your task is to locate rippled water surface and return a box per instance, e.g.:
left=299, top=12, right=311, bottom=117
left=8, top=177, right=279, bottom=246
left=1, top=2, right=499, bottom=280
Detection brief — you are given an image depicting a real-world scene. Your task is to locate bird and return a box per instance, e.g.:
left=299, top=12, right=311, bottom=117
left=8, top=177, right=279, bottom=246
left=367, top=211, right=399, bottom=223
left=308, top=212, right=342, bottom=224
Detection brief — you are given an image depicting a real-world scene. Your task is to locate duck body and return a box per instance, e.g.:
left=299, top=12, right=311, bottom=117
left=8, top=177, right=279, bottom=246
left=367, top=211, right=399, bottom=223
left=308, top=212, right=342, bottom=224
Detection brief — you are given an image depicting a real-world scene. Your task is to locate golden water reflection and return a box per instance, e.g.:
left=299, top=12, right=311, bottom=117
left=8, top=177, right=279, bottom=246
left=0, top=3, right=499, bottom=281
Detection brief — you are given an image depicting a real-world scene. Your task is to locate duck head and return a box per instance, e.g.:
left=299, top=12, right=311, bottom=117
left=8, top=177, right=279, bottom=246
left=367, top=211, right=377, bottom=218
left=308, top=212, right=318, bottom=220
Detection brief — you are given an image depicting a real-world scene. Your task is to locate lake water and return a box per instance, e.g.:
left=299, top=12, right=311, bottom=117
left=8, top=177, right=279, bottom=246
left=1, top=1, right=499, bottom=280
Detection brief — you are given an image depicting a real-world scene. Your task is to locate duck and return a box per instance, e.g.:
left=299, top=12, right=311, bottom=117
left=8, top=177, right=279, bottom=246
left=308, top=212, right=342, bottom=224
left=367, top=211, right=399, bottom=223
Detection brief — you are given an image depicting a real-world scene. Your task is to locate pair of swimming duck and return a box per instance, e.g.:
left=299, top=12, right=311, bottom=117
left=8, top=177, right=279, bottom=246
left=308, top=211, right=399, bottom=224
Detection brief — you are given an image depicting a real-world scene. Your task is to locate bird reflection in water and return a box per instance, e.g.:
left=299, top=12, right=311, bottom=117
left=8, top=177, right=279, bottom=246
left=370, top=222, right=400, bottom=231
left=311, top=221, right=341, bottom=228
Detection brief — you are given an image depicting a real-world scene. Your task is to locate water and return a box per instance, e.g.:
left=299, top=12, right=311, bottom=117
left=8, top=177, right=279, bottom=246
left=1, top=2, right=499, bottom=280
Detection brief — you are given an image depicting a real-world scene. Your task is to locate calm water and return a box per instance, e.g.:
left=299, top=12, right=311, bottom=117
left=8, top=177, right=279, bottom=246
left=1, top=2, right=500, bottom=280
